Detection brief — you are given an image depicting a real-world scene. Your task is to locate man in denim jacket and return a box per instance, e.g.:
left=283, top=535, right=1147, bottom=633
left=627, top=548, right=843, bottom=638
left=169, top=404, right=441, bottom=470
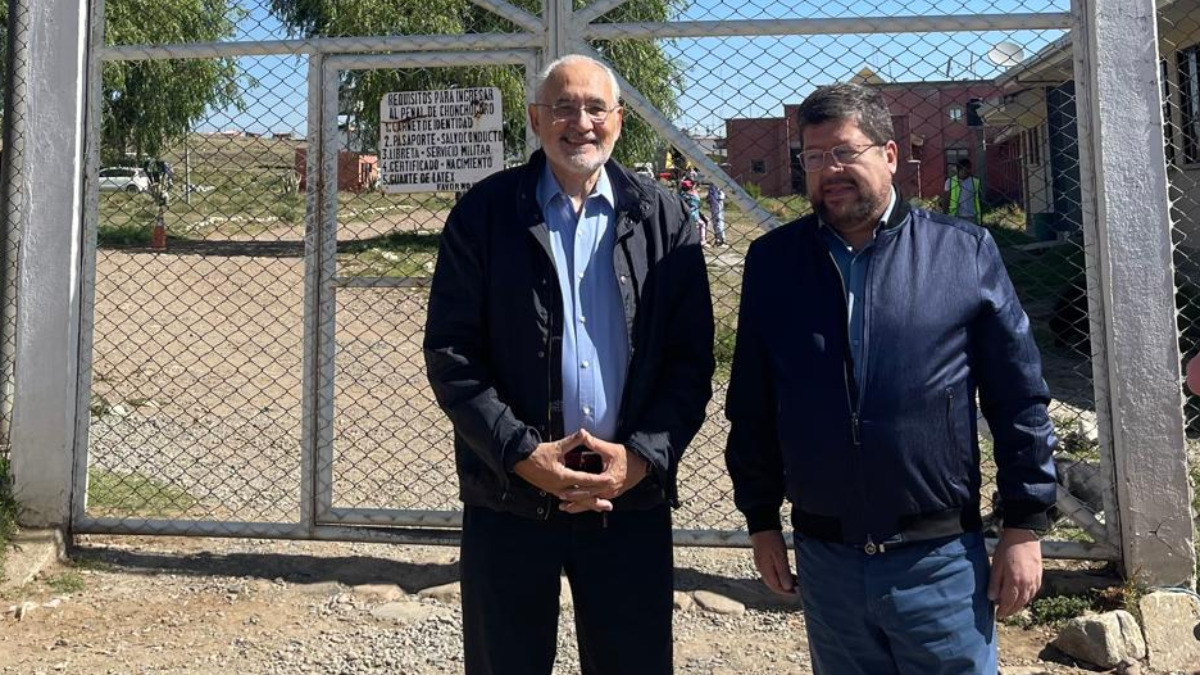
left=725, top=83, right=1056, bottom=674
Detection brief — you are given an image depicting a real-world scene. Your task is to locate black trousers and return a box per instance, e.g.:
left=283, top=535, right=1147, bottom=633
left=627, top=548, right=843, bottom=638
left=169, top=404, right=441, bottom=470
left=460, top=504, right=674, bottom=675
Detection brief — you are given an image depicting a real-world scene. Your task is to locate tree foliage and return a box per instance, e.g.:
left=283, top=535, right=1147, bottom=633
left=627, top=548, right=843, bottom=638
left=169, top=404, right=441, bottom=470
left=269, top=0, right=684, bottom=165
left=100, top=0, right=245, bottom=161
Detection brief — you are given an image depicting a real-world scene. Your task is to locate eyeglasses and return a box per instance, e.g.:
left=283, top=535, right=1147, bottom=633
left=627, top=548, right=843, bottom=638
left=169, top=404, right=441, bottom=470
left=533, top=102, right=621, bottom=124
left=798, top=143, right=884, bottom=172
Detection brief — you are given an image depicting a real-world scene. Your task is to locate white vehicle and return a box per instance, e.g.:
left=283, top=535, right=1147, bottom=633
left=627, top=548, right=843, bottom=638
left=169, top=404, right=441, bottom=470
left=98, top=167, right=152, bottom=193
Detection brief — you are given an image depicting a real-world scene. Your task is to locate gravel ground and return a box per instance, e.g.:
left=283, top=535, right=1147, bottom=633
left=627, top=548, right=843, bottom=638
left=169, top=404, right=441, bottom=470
left=0, top=535, right=1105, bottom=675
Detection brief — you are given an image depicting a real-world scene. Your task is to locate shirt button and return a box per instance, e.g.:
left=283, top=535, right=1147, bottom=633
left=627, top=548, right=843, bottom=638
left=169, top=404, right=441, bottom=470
left=537, top=507, right=545, bottom=515
left=581, top=360, right=589, bottom=368
left=539, top=490, right=547, bottom=497
left=619, top=275, right=628, bottom=284
left=578, top=272, right=584, bottom=280
left=537, top=350, right=545, bottom=358
left=583, top=406, right=592, bottom=415
left=580, top=316, right=587, bottom=324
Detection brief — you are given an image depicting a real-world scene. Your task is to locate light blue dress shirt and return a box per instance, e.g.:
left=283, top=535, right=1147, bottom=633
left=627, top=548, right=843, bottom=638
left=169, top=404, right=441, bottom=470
left=822, top=188, right=898, bottom=390
left=537, top=164, right=628, bottom=440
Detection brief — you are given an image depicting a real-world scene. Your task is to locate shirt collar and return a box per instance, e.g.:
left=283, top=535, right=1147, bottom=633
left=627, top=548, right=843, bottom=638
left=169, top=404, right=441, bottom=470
left=537, top=162, right=615, bottom=213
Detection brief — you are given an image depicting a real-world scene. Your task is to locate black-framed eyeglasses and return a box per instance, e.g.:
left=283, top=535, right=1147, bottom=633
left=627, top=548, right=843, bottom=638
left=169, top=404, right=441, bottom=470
left=798, top=143, right=884, bottom=172
left=532, top=102, right=621, bottom=124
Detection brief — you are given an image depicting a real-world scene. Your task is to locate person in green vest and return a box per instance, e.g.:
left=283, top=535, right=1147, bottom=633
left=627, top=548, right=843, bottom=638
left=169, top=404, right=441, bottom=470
left=942, top=157, right=982, bottom=224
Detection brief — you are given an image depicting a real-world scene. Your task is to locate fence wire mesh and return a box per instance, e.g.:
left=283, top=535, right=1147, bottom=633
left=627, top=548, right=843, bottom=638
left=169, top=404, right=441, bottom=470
left=0, top=0, right=29, bottom=466
left=1159, top=0, right=1200, bottom=559
left=81, top=0, right=1114, bottom=551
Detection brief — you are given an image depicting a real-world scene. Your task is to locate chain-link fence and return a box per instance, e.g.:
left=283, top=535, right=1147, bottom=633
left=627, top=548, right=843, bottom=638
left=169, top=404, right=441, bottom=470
left=74, top=0, right=1122, bottom=555
left=0, top=0, right=30, bottom=465
left=1158, top=0, right=1200, bottom=566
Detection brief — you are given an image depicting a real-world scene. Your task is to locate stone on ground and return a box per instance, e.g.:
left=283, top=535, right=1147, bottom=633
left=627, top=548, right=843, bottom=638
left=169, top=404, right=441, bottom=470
left=1050, top=610, right=1145, bottom=668
left=416, top=581, right=461, bottom=604
left=692, top=590, right=745, bottom=616
left=1138, top=590, right=1200, bottom=673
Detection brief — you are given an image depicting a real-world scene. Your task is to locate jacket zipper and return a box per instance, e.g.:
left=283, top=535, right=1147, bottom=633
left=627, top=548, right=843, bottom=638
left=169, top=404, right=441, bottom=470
left=827, top=249, right=874, bottom=553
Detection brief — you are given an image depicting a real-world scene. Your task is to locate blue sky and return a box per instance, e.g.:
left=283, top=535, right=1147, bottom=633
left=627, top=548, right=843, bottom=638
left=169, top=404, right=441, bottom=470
left=196, top=0, right=1068, bottom=138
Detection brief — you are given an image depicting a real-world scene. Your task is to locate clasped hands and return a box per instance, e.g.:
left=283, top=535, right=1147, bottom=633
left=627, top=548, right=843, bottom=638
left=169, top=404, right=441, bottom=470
left=513, top=429, right=649, bottom=514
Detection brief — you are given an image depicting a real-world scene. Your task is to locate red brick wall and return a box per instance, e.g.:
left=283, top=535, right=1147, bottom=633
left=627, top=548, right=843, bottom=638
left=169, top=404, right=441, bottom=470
left=724, top=117, right=791, bottom=197
left=295, top=148, right=379, bottom=193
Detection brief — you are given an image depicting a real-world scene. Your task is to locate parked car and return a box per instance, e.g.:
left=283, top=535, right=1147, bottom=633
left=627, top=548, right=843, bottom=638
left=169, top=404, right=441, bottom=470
left=98, top=167, right=152, bottom=193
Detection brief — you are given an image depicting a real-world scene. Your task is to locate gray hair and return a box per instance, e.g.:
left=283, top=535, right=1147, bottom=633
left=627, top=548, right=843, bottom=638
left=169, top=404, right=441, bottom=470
left=795, top=82, right=895, bottom=145
left=531, top=54, right=621, bottom=104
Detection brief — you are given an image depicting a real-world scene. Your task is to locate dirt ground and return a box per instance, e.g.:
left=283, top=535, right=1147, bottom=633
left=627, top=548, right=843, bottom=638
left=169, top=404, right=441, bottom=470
left=0, top=534, right=1100, bottom=675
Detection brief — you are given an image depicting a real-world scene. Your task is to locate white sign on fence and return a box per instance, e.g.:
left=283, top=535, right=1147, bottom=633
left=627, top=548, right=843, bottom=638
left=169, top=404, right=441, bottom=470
left=378, top=87, right=504, bottom=193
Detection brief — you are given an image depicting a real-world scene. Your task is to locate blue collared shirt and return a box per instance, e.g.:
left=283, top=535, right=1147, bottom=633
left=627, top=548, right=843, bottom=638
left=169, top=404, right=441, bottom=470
left=537, top=164, right=628, bottom=441
left=821, top=188, right=898, bottom=390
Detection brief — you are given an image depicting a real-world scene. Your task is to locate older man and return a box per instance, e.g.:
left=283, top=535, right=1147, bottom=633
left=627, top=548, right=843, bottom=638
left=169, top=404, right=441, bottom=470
left=725, top=83, right=1056, bottom=674
left=424, top=54, right=714, bottom=675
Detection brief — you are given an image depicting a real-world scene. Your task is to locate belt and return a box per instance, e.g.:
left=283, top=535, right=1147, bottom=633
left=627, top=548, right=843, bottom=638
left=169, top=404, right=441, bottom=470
left=792, top=505, right=982, bottom=555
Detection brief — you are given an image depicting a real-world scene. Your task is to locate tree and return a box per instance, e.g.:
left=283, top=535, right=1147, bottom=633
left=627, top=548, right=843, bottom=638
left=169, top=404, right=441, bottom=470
left=99, top=0, right=245, bottom=161
left=268, top=0, right=683, bottom=166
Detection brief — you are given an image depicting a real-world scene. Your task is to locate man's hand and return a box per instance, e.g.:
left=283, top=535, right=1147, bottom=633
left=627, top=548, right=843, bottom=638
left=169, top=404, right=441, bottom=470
left=989, top=528, right=1043, bottom=619
left=751, top=530, right=797, bottom=596
left=555, top=429, right=649, bottom=514
left=512, top=431, right=612, bottom=495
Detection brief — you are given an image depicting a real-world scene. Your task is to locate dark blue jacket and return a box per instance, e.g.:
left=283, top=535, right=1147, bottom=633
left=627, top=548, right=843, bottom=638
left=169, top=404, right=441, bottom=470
left=725, top=201, right=1057, bottom=546
left=424, top=151, right=715, bottom=519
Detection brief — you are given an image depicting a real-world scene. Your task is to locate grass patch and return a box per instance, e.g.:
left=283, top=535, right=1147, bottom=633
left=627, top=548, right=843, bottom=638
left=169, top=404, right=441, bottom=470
left=0, top=458, right=17, bottom=583
left=86, top=469, right=197, bottom=518
left=337, top=231, right=441, bottom=278
left=1021, top=594, right=1094, bottom=627
left=44, top=570, right=85, bottom=594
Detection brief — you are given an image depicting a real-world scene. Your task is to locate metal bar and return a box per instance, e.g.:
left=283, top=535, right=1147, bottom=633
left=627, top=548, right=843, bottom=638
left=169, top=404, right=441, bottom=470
left=332, top=276, right=431, bottom=289
left=71, top=0, right=106, bottom=526
left=326, top=507, right=462, bottom=527
left=546, top=0, right=571, bottom=62
left=572, top=0, right=635, bottom=27
left=466, top=0, right=543, bottom=35
left=574, top=43, right=778, bottom=231
left=69, top=511, right=1122, bottom=558
left=71, top=516, right=462, bottom=545
left=1056, top=485, right=1111, bottom=545
left=525, top=51, right=540, bottom=156
left=313, top=57, right=342, bottom=522
left=100, top=34, right=542, bottom=62
left=1071, top=0, right=1195, bottom=586
left=582, top=14, right=1072, bottom=40
left=298, top=53, right=324, bottom=534
left=323, top=49, right=539, bottom=71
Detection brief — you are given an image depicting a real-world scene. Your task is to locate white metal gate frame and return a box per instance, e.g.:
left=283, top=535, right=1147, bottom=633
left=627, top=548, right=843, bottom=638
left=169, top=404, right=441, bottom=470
left=67, top=0, right=1123, bottom=559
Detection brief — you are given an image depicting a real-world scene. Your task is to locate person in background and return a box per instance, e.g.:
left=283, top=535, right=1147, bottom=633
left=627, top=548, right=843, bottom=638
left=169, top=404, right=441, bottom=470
left=725, top=82, right=1056, bottom=675
left=943, top=157, right=982, bottom=224
left=680, top=179, right=705, bottom=245
left=424, top=53, right=714, bottom=675
left=707, top=181, right=727, bottom=247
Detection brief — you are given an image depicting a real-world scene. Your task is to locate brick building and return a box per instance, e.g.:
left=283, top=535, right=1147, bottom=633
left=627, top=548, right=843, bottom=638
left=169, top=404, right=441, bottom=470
left=724, top=70, right=1022, bottom=205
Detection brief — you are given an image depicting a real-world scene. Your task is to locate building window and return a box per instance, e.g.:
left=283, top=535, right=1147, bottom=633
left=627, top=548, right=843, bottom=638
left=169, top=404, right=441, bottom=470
left=1177, top=44, right=1200, bottom=163
left=945, top=147, right=970, bottom=177
left=751, top=159, right=766, bottom=174
left=948, top=105, right=964, bottom=123
left=1024, top=126, right=1042, bottom=166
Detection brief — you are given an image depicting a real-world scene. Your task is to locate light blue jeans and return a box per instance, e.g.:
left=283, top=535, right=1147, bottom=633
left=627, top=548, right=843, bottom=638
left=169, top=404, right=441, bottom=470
left=795, top=531, right=998, bottom=675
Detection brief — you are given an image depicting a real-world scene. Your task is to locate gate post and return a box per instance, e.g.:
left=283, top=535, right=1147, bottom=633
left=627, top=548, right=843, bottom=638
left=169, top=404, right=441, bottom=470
left=9, top=0, right=91, bottom=527
left=1072, top=0, right=1196, bottom=586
